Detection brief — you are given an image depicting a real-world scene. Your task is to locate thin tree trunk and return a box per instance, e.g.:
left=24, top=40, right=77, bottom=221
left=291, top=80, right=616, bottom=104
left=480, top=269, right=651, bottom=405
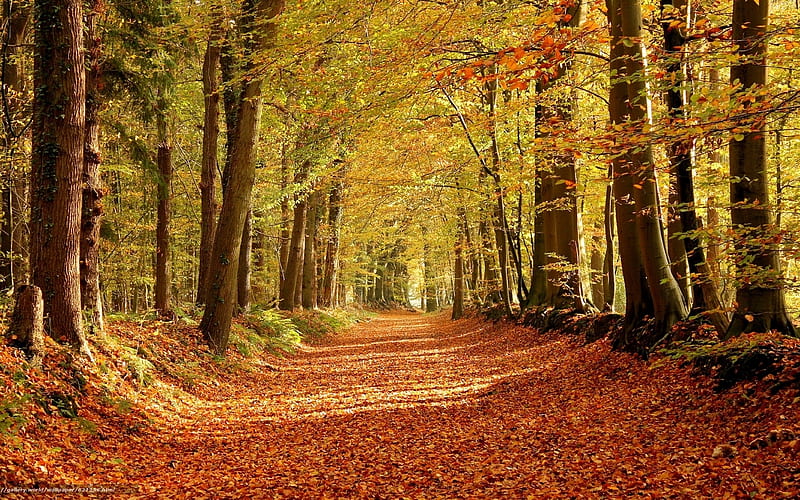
left=279, top=160, right=309, bottom=310
left=320, top=161, right=345, bottom=307
left=155, top=135, right=172, bottom=315
left=278, top=138, right=291, bottom=292
left=30, top=0, right=88, bottom=354
left=452, top=206, right=466, bottom=320
left=602, top=175, right=616, bottom=310
left=201, top=0, right=285, bottom=354
left=0, top=2, right=29, bottom=289
left=301, top=190, right=320, bottom=309
left=197, top=19, right=222, bottom=305
left=81, top=0, right=106, bottom=333
left=237, top=207, right=252, bottom=313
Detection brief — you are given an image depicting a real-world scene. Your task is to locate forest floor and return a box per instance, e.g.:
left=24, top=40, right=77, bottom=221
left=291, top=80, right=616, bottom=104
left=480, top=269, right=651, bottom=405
left=2, top=311, right=800, bottom=498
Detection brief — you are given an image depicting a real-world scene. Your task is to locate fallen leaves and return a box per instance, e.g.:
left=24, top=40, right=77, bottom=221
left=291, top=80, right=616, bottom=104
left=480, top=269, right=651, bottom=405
left=1, top=312, right=799, bottom=497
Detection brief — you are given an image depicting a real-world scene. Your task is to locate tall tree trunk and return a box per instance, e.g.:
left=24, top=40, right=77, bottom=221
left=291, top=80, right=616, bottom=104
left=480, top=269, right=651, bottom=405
left=279, top=160, right=309, bottom=311
left=526, top=176, right=547, bottom=307
left=1, top=2, right=29, bottom=289
left=30, top=0, right=88, bottom=353
left=320, top=161, right=345, bottom=307
left=200, top=0, right=285, bottom=354
left=452, top=206, right=466, bottom=320
left=197, top=19, right=222, bottom=306
left=535, top=0, right=588, bottom=312
left=278, top=137, right=291, bottom=293
left=602, top=174, right=616, bottom=310
left=301, top=189, right=320, bottom=309
left=609, top=0, right=653, bottom=339
left=155, top=129, right=172, bottom=315
left=662, top=0, right=729, bottom=333
left=237, top=207, right=252, bottom=313
left=81, top=0, right=106, bottom=334
left=725, top=0, right=795, bottom=338
left=484, top=75, right=514, bottom=316
left=618, top=0, right=688, bottom=338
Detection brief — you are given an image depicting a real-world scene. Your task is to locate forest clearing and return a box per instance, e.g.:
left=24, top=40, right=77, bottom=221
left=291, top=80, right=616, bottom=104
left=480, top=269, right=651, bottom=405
left=1, top=311, right=798, bottom=498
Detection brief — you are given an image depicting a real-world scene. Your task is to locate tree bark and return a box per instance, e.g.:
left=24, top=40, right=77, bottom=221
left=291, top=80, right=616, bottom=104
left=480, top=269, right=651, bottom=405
left=7, top=285, right=45, bottom=364
left=237, top=208, right=252, bottom=313
left=452, top=206, right=466, bottom=320
left=535, top=0, right=588, bottom=312
left=279, top=160, right=309, bottom=311
left=81, top=0, right=106, bottom=334
left=155, top=138, right=172, bottom=315
left=197, top=20, right=222, bottom=306
left=661, top=0, right=729, bottom=333
left=30, top=0, right=89, bottom=354
left=602, top=174, right=616, bottom=310
left=619, top=0, right=688, bottom=336
left=0, top=2, right=30, bottom=290
left=278, top=138, right=291, bottom=293
left=301, top=189, right=320, bottom=309
left=201, top=0, right=285, bottom=354
left=320, top=162, right=345, bottom=307
left=726, top=0, right=795, bottom=338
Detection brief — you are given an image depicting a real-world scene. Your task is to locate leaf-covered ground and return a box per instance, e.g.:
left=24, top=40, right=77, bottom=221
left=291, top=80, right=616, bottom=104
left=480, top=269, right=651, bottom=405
left=2, top=311, right=799, bottom=498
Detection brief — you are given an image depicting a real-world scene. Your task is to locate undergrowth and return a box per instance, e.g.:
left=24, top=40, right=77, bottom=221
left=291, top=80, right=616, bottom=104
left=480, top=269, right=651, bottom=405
left=0, top=306, right=367, bottom=445
left=660, top=332, right=800, bottom=392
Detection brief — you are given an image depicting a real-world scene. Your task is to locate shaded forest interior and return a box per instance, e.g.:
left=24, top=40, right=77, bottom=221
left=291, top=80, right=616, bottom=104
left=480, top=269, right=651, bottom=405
left=1, top=0, right=800, bottom=495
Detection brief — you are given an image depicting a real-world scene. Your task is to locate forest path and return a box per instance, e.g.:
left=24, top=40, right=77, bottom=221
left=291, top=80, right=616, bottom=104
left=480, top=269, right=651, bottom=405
left=94, top=312, right=795, bottom=498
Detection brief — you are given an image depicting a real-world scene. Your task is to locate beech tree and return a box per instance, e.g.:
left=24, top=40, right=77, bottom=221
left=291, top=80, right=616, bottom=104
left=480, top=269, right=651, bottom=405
left=609, top=0, right=688, bottom=345
left=201, top=0, right=285, bottom=354
left=725, top=0, right=795, bottom=338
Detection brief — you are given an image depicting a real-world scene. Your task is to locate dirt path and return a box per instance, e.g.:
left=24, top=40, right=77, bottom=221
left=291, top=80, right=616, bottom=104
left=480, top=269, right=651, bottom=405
left=68, top=312, right=800, bottom=497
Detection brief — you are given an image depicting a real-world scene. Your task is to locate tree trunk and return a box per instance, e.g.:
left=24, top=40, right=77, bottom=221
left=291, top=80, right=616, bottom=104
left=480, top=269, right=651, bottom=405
left=661, top=0, right=729, bottom=333
left=608, top=0, right=653, bottom=339
left=81, top=0, right=106, bottom=334
left=726, top=0, right=795, bottom=338
left=197, top=21, right=222, bottom=306
left=301, top=190, right=320, bottom=309
left=320, top=162, right=345, bottom=307
left=279, top=160, right=310, bottom=310
left=485, top=75, right=514, bottom=316
left=30, top=0, right=88, bottom=354
left=535, top=0, right=588, bottom=312
left=620, top=0, right=688, bottom=335
left=452, top=206, right=466, bottom=320
left=667, top=177, right=689, bottom=300
left=237, top=208, right=252, bottom=313
left=278, top=138, right=291, bottom=293
left=526, top=176, right=548, bottom=307
left=155, top=138, right=172, bottom=315
left=602, top=175, right=616, bottom=310
left=7, top=285, right=45, bottom=364
left=0, top=3, right=30, bottom=290
left=200, top=0, right=285, bottom=355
